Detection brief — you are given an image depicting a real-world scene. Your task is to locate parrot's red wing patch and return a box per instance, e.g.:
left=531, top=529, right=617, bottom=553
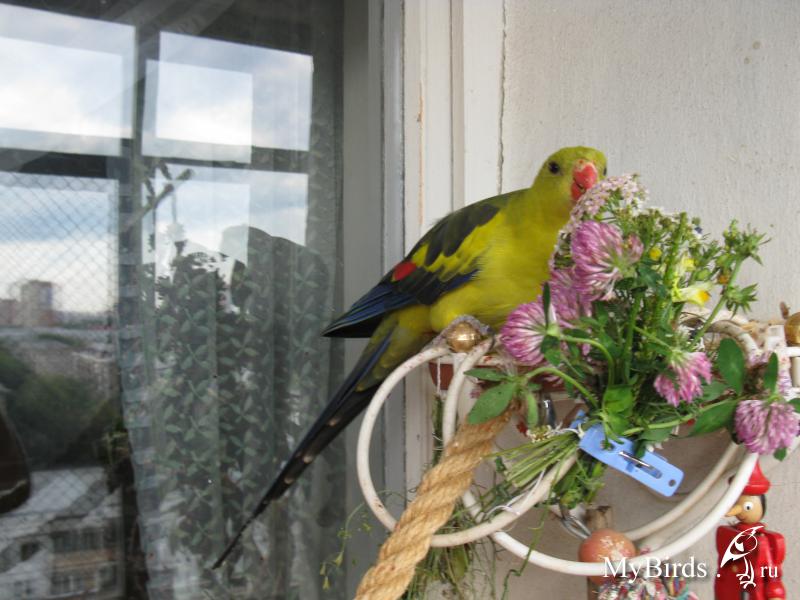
left=392, top=261, right=417, bottom=281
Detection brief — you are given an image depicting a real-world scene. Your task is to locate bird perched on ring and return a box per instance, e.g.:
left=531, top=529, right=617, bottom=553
left=213, top=145, right=607, bottom=568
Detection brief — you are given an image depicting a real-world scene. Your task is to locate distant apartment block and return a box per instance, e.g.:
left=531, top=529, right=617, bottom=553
left=0, top=300, right=17, bottom=327
left=19, top=281, right=55, bottom=328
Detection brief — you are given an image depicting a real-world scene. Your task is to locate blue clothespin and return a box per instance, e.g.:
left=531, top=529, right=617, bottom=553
left=571, top=414, right=683, bottom=497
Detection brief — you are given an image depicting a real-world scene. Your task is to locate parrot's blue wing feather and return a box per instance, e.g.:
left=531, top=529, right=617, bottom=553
left=322, top=270, right=476, bottom=337
left=322, top=283, right=416, bottom=337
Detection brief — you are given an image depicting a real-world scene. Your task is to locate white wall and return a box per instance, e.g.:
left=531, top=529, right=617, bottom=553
left=495, top=0, right=800, bottom=597
left=502, top=0, right=800, bottom=319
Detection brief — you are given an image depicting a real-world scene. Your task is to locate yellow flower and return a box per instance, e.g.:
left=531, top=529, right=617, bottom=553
left=672, top=282, right=712, bottom=306
left=672, top=255, right=697, bottom=279
left=648, top=247, right=663, bottom=261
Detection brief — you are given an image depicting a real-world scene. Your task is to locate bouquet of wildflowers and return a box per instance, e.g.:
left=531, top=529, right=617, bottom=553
left=467, top=175, right=799, bottom=506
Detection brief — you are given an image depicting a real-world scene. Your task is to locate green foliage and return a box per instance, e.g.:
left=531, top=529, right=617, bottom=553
left=6, top=369, right=113, bottom=467
left=763, top=353, right=779, bottom=393
left=717, top=338, right=745, bottom=394
left=467, top=382, right=516, bottom=424
left=0, top=343, right=30, bottom=390
left=603, top=385, right=634, bottom=416
left=690, top=400, right=737, bottom=436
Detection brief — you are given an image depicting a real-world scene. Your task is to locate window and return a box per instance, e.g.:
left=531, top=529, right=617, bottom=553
left=81, top=529, right=100, bottom=551
left=0, top=1, right=388, bottom=598
left=13, top=579, right=34, bottom=598
left=51, top=573, right=69, bottom=596
left=52, top=531, right=76, bottom=554
left=19, top=541, right=39, bottom=561
left=99, top=564, right=118, bottom=590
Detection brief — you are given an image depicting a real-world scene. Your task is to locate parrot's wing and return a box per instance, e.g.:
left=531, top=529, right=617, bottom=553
left=323, top=191, right=519, bottom=337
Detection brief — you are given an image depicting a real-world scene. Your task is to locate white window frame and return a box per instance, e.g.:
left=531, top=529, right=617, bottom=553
left=402, top=0, right=505, bottom=488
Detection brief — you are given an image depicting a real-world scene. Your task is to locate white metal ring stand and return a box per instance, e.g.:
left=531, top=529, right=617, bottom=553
left=356, top=323, right=798, bottom=576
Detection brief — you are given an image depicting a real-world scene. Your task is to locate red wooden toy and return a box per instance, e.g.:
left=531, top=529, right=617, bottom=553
left=715, top=462, right=785, bottom=599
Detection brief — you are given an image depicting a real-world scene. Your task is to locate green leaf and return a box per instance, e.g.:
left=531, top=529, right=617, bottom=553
left=564, top=328, right=591, bottom=340
left=774, top=447, right=787, bottom=461
left=790, top=398, right=800, bottom=413
left=467, top=382, right=516, bottom=424
left=717, top=338, right=744, bottom=394
left=543, top=345, right=562, bottom=367
left=701, top=380, right=729, bottom=403
left=639, top=427, right=673, bottom=443
left=603, top=412, right=629, bottom=439
left=603, top=385, right=634, bottom=416
left=637, top=264, right=667, bottom=294
left=540, top=334, right=558, bottom=355
left=763, top=353, right=778, bottom=393
left=690, top=400, right=737, bottom=436
left=593, top=302, right=610, bottom=325
left=465, top=368, right=507, bottom=382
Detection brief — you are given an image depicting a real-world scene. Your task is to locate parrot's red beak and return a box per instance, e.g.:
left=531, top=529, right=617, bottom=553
left=571, top=161, right=599, bottom=202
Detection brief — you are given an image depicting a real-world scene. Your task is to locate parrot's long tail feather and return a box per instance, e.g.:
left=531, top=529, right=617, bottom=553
left=211, top=336, right=391, bottom=569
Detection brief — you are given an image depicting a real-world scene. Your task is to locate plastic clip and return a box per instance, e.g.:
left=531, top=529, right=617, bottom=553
left=577, top=423, right=684, bottom=497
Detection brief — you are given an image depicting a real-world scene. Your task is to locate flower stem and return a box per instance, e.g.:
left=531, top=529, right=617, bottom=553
left=623, top=292, right=643, bottom=382
left=691, top=261, right=743, bottom=344
left=645, top=213, right=686, bottom=334
left=633, top=326, right=675, bottom=350
left=523, top=366, right=599, bottom=407
left=560, top=334, right=616, bottom=384
left=621, top=402, right=721, bottom=436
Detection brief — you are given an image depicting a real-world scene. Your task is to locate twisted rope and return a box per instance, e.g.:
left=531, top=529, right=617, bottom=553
left=355, top=411, right=510, bottom=600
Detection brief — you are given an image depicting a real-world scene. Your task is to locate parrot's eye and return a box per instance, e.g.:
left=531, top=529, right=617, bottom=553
left=743, top=501, right=754, bottom=511
left=547, top=161, right=561, bottom=174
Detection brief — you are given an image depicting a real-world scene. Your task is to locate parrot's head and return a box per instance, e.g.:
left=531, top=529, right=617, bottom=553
left=531, top=146, right=607, bottom=220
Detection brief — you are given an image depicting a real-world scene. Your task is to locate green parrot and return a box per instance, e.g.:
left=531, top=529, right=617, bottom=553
left=214, top=146, right=607, bottom=567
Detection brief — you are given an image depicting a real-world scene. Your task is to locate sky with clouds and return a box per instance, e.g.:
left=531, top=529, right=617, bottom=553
left=0, top=4, right=314, bottom=313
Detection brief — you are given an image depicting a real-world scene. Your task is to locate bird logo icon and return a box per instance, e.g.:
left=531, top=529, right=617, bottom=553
left=719, top=525, right=762, bottom=590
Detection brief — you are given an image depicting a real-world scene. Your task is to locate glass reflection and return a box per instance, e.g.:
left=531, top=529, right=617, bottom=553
left=142, top=32, right=312, bottom=161
left=0, top=4, right=134, bottom=156
left=147, top=165, right=307, bottom=269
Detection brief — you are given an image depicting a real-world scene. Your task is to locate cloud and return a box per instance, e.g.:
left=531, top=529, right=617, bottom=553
left=156, top=32, right=313, bottom=153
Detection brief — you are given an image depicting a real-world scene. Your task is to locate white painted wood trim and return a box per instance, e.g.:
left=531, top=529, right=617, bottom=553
left=403, top=0, right=453, bottom=494
left=459, top=0, right=505, bottom=204
left=402, top=0, right=507, bottom=492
